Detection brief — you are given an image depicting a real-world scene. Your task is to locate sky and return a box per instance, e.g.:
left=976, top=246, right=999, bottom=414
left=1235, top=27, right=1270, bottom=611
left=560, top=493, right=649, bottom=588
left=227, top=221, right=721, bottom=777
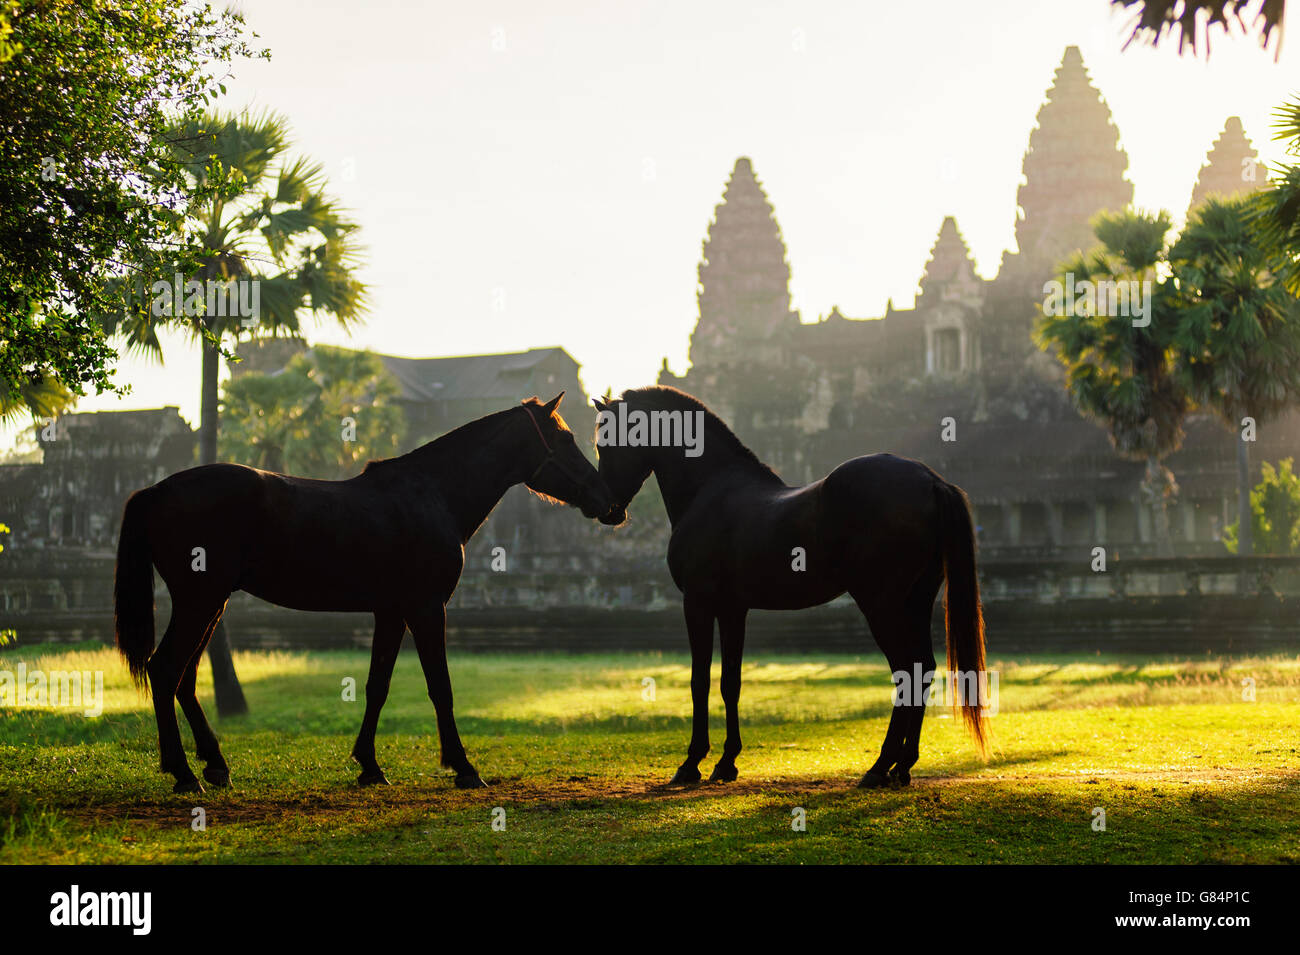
left=9, top=0, right=1299, bottom=447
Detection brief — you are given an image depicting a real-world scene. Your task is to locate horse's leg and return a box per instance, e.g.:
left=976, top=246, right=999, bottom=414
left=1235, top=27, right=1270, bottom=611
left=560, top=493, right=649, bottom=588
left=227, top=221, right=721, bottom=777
left=149, top=600, right=221, bottom=794
left=888, top=634, right=937, bottom=787
left=176, top=602, right=232, bottom=788
left=852, top=597, right=917, bottom=789
left=408, top=601, right=484, bottom=789
left=670, top=592, right=714, bottom=785
left=708, top=604, right=747, bottom=783
left=351, top=611, right=406, bottom=786
left=889, top=575, right=943, bottom=786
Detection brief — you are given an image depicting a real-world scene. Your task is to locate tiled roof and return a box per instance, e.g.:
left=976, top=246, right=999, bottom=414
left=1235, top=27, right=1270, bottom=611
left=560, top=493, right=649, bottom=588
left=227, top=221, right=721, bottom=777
left=376, top=348, right=576, bottom=402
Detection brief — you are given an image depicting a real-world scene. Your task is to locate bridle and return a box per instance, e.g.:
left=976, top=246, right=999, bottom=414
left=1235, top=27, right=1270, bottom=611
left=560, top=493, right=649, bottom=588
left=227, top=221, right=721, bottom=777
left=521, top=405, right=598, bottom=492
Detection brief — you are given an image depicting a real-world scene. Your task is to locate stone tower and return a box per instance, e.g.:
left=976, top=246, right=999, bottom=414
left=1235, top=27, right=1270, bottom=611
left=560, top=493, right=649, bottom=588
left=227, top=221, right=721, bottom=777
left=918, top=216, right=981, bottom=307
left=918, top=217, right=984, bottom=376
left=688, top=157, right=797, bottom=374
left=1012, top=46, right=1133, bottom=276
left=1188, top=116, right=1267, bottom=216
left=662, top=157, right=804, bottom=475
left=987, top=46, right=1134, bottom=366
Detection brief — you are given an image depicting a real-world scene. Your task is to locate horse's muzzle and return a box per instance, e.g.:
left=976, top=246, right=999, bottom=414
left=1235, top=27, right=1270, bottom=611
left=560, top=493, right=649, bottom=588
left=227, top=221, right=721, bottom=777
left=579, top=487, right=617, bottom=521
left=598, top=504, right=627, bottom=526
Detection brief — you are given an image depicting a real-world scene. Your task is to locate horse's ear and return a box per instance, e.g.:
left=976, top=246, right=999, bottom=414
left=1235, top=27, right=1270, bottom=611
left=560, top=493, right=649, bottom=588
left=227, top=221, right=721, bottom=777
left=592, top=397, right=607, bottom=413
left=543, top=391, right=564, bottom=415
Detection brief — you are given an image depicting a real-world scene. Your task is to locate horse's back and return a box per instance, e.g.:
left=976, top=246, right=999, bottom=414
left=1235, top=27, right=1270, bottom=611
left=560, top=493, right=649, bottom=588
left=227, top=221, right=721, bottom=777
left=825, top=448, right=941, bottom=494
left=139, top=463, right=458, bottom=611
left=146, top=462, right=272, bottom=536
left=144, top=459, right=272, bottom=536
left=821, top=452, right=945, bottom=563
left=153, top=461, right=267, bottom=500
left=669, top=454, right=945, bottom=609
left=241, top=468, right=459, bottom=609
left=667, top=476, right=835, bottom=609
left=717, top=453, right=941, bottom=547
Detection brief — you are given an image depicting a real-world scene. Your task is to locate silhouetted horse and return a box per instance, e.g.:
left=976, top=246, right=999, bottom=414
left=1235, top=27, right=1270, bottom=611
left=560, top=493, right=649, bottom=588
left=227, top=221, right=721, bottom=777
left=115, top=393, right=613, bottom=793
left=592, top=387, right=988, bottom=788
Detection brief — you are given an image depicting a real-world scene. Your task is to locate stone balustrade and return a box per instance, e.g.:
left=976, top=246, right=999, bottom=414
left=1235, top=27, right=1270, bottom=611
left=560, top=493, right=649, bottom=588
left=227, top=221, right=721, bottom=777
left=2, top=549, right=1297, bottom=653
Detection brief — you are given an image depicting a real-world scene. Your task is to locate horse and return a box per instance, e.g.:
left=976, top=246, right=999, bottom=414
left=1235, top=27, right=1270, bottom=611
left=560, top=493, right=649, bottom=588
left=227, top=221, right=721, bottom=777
left=591, top=386, right=989, bottom=788
left=114, top=392, right=614, bottom=793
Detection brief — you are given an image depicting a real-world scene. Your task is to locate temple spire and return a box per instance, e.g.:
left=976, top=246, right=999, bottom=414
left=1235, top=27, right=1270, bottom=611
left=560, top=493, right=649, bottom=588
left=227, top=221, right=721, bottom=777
left=918, top=216, right=979, bottom=305
left=1013, top=46, right=1133, bottom=272
left=688, top=157, right=795, bottom=372
left=1188, top=116, right=1267, bottom=215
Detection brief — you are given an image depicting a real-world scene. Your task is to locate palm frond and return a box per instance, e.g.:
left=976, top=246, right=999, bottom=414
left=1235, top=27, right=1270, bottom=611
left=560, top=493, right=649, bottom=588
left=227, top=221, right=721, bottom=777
left=1112, top=0, right=1285, bottom=58
left=0, top=375, right=76, bottom=425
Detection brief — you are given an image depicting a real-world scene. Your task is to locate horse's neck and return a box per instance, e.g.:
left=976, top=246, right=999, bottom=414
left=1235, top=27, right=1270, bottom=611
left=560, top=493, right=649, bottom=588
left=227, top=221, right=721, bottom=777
left=653, top=448, right=774, bottom=527
left=653, top=462, right=697, bottom=527
left=416, top=414, right=528, bottom=542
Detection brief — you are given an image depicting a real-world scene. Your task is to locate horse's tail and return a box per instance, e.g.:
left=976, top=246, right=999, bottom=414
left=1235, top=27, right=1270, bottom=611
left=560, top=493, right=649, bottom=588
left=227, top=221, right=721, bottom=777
left=114, top=487, right=157, bottom=694
left=936, top=480, right=989, bottom=757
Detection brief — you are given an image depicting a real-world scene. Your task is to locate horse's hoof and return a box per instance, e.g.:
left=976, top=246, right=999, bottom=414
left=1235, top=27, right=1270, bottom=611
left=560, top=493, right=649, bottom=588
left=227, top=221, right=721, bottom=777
left=857, top=770, right=890, bottom=789
left=357, top=770, right=390, bottom=787
left=202, top=765, right=231, bottom=788
left=173, top=777, right=205, bottom=795
left=889, top=768, right=911, bottom=788
left=454, top=773, right=488, bottom=789
left=669, top=765, right=702, bottom=786
left=708, top=763, right=738, bottom=783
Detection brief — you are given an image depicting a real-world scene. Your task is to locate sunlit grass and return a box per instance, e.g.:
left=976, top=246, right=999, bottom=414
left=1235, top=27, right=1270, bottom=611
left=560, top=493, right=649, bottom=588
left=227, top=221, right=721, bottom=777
left=1, top=643, right=1297, bottom=863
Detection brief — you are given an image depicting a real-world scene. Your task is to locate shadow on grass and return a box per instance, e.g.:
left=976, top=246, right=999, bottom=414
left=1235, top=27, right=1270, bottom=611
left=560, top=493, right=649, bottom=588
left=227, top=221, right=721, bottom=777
left=623, top=771, right=1300, bottom=864
left=19, top=762, right=1293, bottom=864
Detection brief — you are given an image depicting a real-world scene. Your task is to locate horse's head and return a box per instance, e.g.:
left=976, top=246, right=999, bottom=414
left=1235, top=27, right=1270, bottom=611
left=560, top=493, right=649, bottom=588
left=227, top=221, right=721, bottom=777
left=591, top=395, right=653, bottom=527
left=520, top=393, right=616, bottom=521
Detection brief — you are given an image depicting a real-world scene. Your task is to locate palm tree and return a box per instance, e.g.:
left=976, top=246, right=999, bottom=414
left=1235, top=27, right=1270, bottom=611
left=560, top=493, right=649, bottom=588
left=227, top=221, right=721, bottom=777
left=217, top=367, right=317, bottom=474
left=221, top=346, right=404, bottom=478
left=104, top=110, right=367, bottom=713
left=1223, top=458, right=1300, bottom=555
left=1035, top=209, right=1188, bottom=556
left=0, top=371, right=74, bottom=425
left=1168, top=196, right=1300, bottom=556
left=1251, top=93, right=1300, bottom=295
left=1113, top=0, right=1285, bottom=58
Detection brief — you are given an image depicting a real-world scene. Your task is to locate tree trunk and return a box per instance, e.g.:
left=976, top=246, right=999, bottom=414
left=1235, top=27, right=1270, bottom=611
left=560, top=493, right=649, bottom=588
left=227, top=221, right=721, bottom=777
left=1146, top=457, right=1175, bottom=558
left=200, top=331, right=248, bottom=716
left=1236, top=435, right=1253, bottom=557
left=199, top=333, right=219, bottom=465
left=208, top=620, right=245, bottom=714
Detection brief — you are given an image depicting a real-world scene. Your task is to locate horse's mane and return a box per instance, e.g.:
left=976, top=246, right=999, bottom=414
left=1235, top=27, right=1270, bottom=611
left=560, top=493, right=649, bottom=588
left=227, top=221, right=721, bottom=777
left=361, top=398, right=568, bottom=476
left=617, top=385, right=782, bottom=481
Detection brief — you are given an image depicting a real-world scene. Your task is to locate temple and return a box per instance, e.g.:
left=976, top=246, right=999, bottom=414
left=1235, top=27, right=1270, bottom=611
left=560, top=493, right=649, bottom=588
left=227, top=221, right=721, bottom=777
left=1188, top=115, right=1268, bottom=214
left=2, top=47, right=1292, bottom=569
left=661, top=46, right=1298, bottom=558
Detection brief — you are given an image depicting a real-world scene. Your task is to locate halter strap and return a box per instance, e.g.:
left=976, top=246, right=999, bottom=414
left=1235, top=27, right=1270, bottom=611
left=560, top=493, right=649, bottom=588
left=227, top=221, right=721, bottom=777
left=521, top=404, right=601, bottom=499
left=522, top=403, right=553, bottom=454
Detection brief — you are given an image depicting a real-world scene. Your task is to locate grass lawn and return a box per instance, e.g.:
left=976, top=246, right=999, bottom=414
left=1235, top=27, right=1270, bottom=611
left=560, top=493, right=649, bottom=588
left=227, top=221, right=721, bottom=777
left=2, top=642, right=1298, bottom=863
